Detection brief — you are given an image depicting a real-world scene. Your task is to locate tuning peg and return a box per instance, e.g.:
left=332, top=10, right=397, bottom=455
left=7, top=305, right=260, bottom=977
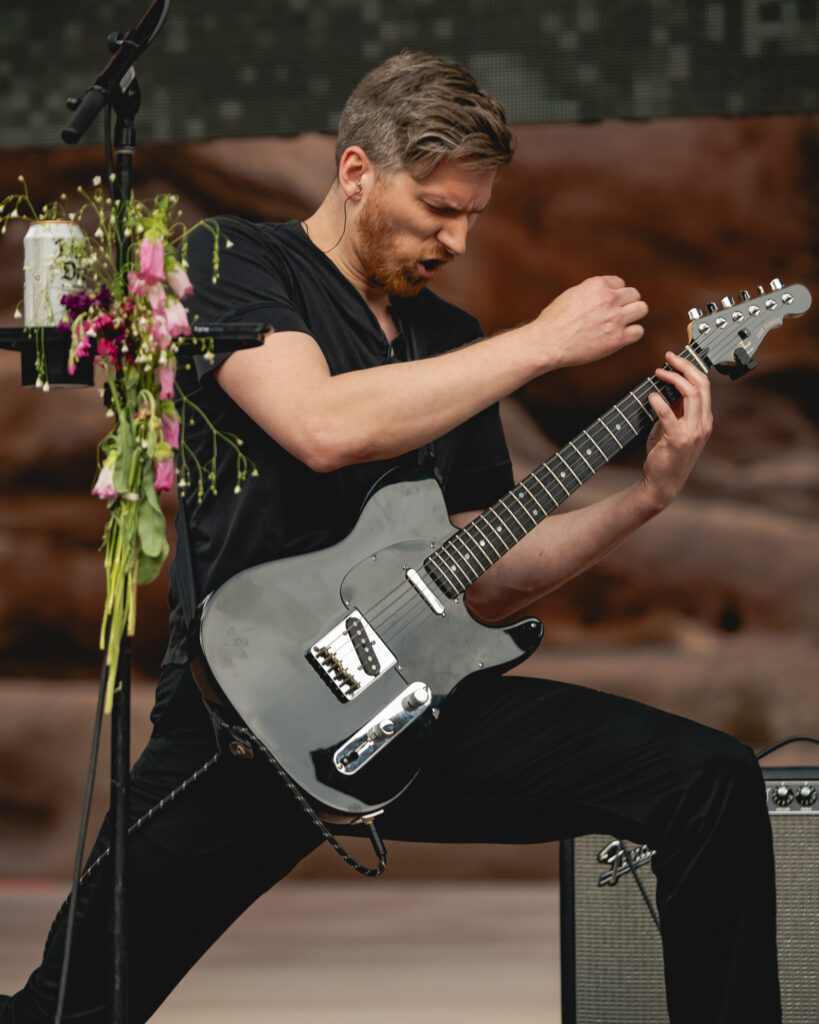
left=757, top=285, right=766, bottom=295
left=706, top=301, right=718, bottom=313
left=739, top=289, right=750, bottom=301
left=720, top=295, right=735, bottom=309
left=770, top=277, right=783, bottom=290
left=687, top=307, right=703, bottom=322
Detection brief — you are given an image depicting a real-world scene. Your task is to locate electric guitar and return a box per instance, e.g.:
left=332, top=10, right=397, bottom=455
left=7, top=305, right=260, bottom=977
left=197, top=280, right=811, bottom=816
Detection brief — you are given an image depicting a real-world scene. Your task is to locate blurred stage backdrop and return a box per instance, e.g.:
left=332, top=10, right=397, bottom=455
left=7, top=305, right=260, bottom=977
left=0, top=0, right=817, bottom=878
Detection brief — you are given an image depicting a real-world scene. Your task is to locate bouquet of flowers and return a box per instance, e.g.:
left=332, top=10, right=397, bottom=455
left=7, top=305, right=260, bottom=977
left=1, top=175, right=251, bottom=710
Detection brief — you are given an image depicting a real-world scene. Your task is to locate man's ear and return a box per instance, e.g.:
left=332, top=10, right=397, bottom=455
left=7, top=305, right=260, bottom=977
left=337, top=146, right=372, bottom=201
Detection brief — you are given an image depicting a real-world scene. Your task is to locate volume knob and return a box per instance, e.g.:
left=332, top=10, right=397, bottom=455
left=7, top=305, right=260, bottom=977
left=772, top=785, right=794, bottom=807
left=403, top=683, right=431, bottom=710
left=796, top=784, right=817, bottom=807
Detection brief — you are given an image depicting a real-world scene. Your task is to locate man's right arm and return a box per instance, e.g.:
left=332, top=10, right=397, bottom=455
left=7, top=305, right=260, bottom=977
left=214, top=275, right=647, bottom=472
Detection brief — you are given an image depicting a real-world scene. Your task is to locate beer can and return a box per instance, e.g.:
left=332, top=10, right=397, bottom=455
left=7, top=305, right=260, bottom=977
left=23, top=220, right=85, bottom=326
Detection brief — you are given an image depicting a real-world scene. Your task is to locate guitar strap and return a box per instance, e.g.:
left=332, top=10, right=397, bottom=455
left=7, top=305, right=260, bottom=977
left=389, top=296, right=441, bottom=484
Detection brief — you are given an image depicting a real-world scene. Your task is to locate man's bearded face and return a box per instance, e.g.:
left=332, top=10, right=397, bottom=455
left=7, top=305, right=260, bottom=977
left=355, top=176, right=454, bottom=298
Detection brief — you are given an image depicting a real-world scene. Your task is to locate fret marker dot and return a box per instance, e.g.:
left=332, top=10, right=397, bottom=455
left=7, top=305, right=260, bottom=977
left=480, top=540, right=486, bottom=547
left=586, top=448, right=592, bottom=456
left=450, top=564, right=457, bottom=572
left=615, top=424, right=621, bottom=430
left=560, top=472, right=566, bottom=478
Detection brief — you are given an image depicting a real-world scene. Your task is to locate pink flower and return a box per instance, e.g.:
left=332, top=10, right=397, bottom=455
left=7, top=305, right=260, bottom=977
left=147, top=283, right=167, bottom=316
left=92, top=463, right=117, bottom=500
left=165, top=298, right=190, bottom=338
left=168, top=265, right=193, bottom=299
left=157, top=363, right=175, bottom=399
left=127, top=270, right=149, bottom=296
left=139, top=237, right=165, bottom=286
left=161, top=411, right=180, bottom=450
left=154, top=456, right=175, bottom=492
left=152, top=318, right=171, bottom=350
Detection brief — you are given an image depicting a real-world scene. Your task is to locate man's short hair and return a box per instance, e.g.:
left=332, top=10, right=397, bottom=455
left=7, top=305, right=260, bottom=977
left=335, top=50, right=514, bottom=179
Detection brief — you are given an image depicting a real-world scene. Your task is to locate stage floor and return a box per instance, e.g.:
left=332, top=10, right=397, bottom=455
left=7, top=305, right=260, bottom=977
left=0, top=879, right=561, bottom=1022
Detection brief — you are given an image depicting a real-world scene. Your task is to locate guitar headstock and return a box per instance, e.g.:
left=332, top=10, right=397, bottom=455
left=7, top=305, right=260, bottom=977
left=686, top=279, right=812, bottom=380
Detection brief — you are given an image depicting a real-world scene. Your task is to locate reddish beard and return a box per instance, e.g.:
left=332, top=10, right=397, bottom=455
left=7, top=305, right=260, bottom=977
left=356, top=188, right=451, bottom=297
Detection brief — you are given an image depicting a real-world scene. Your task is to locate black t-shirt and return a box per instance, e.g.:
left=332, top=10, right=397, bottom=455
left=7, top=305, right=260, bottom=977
left=164, top=217, right=513, bottom=665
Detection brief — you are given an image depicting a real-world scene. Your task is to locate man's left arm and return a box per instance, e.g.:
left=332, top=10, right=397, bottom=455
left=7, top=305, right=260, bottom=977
left=456, top=351, right=712, bottom=623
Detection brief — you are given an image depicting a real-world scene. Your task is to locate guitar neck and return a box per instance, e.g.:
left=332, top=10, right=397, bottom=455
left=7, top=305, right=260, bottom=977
left=424, top=343, right=709, bottom=599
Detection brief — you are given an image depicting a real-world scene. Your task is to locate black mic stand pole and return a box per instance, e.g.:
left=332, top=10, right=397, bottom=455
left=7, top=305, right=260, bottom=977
left=61, top=4, right=171, bottom=1020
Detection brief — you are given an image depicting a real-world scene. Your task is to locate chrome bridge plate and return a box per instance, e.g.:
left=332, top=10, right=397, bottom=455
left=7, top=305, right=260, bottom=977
left=333, top=683, right=432, bottom=775
left=308, top=608, right=397, bottom=701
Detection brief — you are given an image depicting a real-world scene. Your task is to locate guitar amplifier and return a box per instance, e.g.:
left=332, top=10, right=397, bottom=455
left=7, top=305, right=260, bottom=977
left=560, top=766, right=819, bottom=1023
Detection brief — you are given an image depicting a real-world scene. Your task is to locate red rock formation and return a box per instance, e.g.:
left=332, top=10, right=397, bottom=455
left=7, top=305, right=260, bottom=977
left=0, top=116, right=816, bottom=876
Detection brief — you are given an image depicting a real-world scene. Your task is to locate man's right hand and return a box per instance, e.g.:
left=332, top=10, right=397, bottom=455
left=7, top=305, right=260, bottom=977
left=532, top=275, right=649, bottom=370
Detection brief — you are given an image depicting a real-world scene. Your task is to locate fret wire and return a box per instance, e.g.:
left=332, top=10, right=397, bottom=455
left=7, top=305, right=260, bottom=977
left=482, top=506, right=515, bottom=550
left=543, top=460, right=572, bottom=496
left=582, top=427, right=608, bottom=462
left=425, top=548, right=462, bottom=593
left=459, top=526, right=495, bottom=571
left=597, top=413, right=624, bottom=450
left=449, top=530, right=490, bottom=578
left=498, top=495, right=535, bottom=531
left=682, top=344, right=708, bottom=373
left=628, top=389, right=657, bottom=423
left=611, top=402, right=640, bottom=438
left=555, top=450, right=586, bottom=485
left=468, top=515, right=504, bottom=559
left=568, top=440, right=594, bottom=472
left=516, top=480, right=548, bottom=516
left=529, top=468, right=561, bottom=509
left=586, top=420, right=619, bottom=461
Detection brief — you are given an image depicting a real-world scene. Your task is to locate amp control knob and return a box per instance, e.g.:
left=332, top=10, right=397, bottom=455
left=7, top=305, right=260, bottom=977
left=771, top=785, right=794, bottom=807
left=796, top=784, right=817, bottom=807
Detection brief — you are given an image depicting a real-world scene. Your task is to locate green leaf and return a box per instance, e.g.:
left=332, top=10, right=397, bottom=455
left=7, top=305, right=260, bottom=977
left=137, top=493, right=166, bottom=559
left=112, top=411, right=136, bottom=493
left=137, top=540, right=169, bottom=585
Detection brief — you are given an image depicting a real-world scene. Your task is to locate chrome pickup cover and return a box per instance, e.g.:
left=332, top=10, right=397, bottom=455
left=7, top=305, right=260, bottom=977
left=308, top=608, right=397, bottom=701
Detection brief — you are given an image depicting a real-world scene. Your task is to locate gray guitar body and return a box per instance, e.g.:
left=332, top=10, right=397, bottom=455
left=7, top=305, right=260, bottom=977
left=198, top=476, right=543, bottom=815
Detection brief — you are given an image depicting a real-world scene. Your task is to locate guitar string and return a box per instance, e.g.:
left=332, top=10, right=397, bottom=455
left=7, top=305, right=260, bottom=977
left=320, top=357, right=693, bottom=669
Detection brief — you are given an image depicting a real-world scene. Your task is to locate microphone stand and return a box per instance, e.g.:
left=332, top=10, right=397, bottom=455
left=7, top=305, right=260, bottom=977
left=62, top=7, right=164, bottom=1017
left=9, top=4, right=250, bottom=1022
left=0, top=4, right=268, bottom=1017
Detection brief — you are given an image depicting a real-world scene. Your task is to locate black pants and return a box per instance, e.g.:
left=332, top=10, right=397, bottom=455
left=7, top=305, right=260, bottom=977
left=1, top=663, right=781, bottom=1023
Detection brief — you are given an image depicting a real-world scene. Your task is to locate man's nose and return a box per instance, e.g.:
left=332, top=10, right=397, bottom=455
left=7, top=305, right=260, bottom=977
left=436, top=215, right=469, bottom=256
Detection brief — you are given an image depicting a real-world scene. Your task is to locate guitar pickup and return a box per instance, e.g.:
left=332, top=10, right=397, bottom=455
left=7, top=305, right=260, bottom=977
left=308, top=609, right=397, bottom=701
